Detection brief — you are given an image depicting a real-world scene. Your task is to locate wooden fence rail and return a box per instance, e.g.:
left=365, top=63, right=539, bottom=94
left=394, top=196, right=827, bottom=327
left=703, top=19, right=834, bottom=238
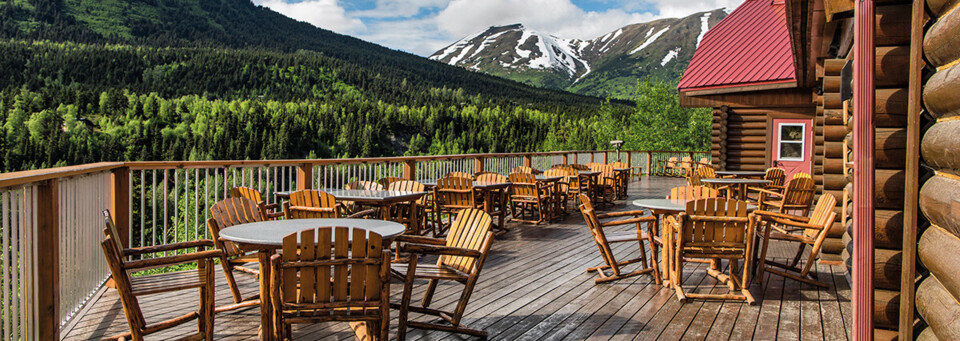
left=0, top=149, right=707, bottom=339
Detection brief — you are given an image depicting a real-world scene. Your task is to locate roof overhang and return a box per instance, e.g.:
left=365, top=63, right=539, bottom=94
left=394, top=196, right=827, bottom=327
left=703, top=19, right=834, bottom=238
left=679, top=80, right=798, bottom=96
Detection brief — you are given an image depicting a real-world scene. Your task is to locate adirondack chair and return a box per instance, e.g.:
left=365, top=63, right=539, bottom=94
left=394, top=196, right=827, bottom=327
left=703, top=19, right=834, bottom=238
left=445, top=171, right=475, bottom=180
left=667, top=198, right=757, bottom=304
left=510, top=166, right=540, bottom=174
left=569, top=164, right=590, bottom=171
left=558, top=167, right=588, bottom=207
left=270, top=227, right=391, bottom=340
left=284, top=189, right=342, bottom=219
left=591, top=164, right=618, bottom=206
left=388, top=180, right=430, bottom=235
left=100, top=210, right=219, bottom=341
left=345, top=181, right=385, bottom=214
left=474, top=172, right=511, bottom=226
left=508, top=172, right=553, bottom=224
left=391, top=209, right=495, bottom=340
left=746, top=167, right=787, bottom=202
left=755, top=177, right=816, bottom=218
left=666, top=186, right=719, bottom=201
left=578, top=194, right=661, bottom=284
left=754, top=195, right=837, bottom=287
left=433, top=176, right=481, bottom=236
left=608, top=161, right=630, bottom=199
left=207, top=198, right=266, bottom=305
left=230, top=186, right=284, bottom=219
left=660, top=157, right=680, bottom=176
left=678, top=156, right=695, bottom=177
left=791, top=172, right=812, bottom=180
left=378, top=176, right=402, bottom=189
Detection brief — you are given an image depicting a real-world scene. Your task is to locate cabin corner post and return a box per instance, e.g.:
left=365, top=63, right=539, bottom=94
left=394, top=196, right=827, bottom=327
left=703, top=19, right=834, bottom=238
left=110, top=167, right=130, bottom=248
left=297, top=163, right=313, bottom=190
left=403, top=160, right=416, bottom=180
left=853, top=0, right=877, bottom=338
left=38, top=178, right=61, bottom=340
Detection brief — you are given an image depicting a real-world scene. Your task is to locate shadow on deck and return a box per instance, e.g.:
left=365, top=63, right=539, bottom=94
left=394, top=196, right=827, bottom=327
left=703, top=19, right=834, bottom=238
left=63, top=177, right=852, bottom=340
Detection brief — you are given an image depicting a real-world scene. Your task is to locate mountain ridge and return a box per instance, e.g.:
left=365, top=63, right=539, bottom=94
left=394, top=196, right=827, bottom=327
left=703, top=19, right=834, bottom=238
left=430, top=9, right=728, bottom=98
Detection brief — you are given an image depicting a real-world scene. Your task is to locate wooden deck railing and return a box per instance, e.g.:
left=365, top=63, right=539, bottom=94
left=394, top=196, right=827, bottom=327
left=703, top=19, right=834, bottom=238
left=0, top=149, right=708, bottom=339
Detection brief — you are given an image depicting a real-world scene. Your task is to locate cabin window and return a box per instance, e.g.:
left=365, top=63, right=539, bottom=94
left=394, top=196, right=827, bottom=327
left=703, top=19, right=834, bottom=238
left=777, top=123, right=805, bottom=161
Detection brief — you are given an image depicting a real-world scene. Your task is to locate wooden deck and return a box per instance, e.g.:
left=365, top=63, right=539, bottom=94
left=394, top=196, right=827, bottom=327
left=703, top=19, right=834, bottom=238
left=63, top=176, right=852, bottom=340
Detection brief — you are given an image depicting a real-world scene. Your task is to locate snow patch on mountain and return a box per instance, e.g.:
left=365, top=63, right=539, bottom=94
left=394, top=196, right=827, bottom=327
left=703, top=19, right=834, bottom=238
left=696, top=13, right=712, bottom=47
left=661, top=47, right=681, bottom=66
left=599, top=28, right=623, bottom=53
left=629, top=26, right=670, bottom=54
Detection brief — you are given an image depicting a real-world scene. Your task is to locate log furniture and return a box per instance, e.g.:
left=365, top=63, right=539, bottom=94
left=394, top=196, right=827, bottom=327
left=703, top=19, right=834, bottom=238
left=755, top=195, right=838, bottom=287
left=432, top=176, right=481, bottom=236
left=231, top=186, right=284, bottom=219
left=269, top=227, right=391, bottom=340
left=667, top=186, right=720, bottom=201
left=578, top=194, right=660, bottom=284
left=100, top=210, right=219, bottom=341
left=207, top=198, right=267, bottom=305
left=386, top=180, right=429, bottom=235
left=284, top=189, right=343, bottom=219
left=508, top=172, right=554, bottom=224
left=390, top=209, right=494, bottom=340
left=666, top=198, right=757, bottom=304
left=755, top=177, right=816, bottom=217
left=700, top=178, right=771, bottom=201
left=473, top=173, right=512, bottom=233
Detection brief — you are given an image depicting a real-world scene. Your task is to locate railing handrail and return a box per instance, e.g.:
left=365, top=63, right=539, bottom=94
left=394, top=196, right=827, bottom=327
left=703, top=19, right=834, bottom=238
left=0, top=150, right=708, bottom=187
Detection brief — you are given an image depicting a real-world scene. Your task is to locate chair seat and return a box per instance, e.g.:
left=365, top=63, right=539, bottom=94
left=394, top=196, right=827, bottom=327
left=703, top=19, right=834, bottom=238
left=605, top=231, right=649, bottom=243
left=681, top=246, right=746, bottom=255
left=130, top=270, right=207, bottom=296
left=391, top=263, right=469, bottom=281
left=767, top=231, right=815, bottom=244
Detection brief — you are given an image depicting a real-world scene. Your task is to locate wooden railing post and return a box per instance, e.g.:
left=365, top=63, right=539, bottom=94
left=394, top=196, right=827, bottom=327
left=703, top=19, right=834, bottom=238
left=475, top=157, right=485, bottom=173
left=111, top=167, right=130, bottom=248
left=625, top=152, right=632, bottom=168
left=572, top=153, right=578, bottom=164
left=523, top=155, right=532, bottom=167
left=403, top=160, right=416, bottom=180
left=590, top=152, right=595, bottom=163
left=603, top=152, right=608, bottom=163
left=297, top=164, right=313, bottom=190
left=561, top=154, right=568, bottom=165
left=38, top=178, right=61, bottom=340
left=645, top=151, right=652, bottom=175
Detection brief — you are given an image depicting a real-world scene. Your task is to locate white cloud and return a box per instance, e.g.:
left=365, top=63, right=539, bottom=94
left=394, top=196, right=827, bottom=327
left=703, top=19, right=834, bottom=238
left=649, top=0, right=745, bottom=19
left=435, top=0, right=656, bottom=41
left=253, top=0, right=365, bottom=34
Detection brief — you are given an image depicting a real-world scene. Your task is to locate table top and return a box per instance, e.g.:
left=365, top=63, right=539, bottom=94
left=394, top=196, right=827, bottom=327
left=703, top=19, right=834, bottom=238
left=700, top=178, right=771, bottom=185
left=419, top=180, right=510, bottom=189
left=715, top=170, right=767, bottom=177
left=578, top=171, right=600, bottom=176
left=536, top=175, right=563, bottom=182
left=219, top=218, right=406, bottom=247
left=275, top=189, right=427, bottom=202
left=631, top=198, right=758, bottom=212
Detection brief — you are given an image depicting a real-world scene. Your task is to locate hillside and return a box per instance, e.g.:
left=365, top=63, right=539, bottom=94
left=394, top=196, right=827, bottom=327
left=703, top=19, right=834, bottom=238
left=0, top=0, right=616, bottom=110
left=430, top=9, right=728, bottom=98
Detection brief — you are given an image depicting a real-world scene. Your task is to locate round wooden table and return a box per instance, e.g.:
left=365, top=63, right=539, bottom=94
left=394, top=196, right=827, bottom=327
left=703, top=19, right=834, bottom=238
left=219, top=218, right=405, bottom=340
left=700, top=178, right=771, bottom=200
left=715, top=170, right=767, bottom=178
left=631, top=198, right=758, bottom=288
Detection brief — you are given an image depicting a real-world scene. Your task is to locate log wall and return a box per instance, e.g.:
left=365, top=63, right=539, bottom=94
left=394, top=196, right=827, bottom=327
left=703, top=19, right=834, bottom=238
left=914, top=0, right=960, bottom=338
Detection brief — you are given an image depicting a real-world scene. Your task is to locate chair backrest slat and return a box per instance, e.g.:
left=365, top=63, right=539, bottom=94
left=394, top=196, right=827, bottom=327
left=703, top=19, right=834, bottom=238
left=806, top=195, right=838, bottom=238
left=377, top=177, right=402, bottom=189
left=780, top=178, right=816, bottom=215
left=682, top=198, right=750, bottom=245
left=435, top=176, right=475, bottom=208
left=765, top=168, right=786, bottom=187
left=230, top=186, right=264, bottom=203
left=445, top=171, right=474, bottom=180
left=508, top=172, right=538, bottom=197
left=511, top=166, right=538, bottom=174
left=346, top=181, right=383, bottom=191
left=99, top=231, right=146, bottom=328
left=208, top=198, right=264, bottom=256
left=287, top=190, right=340, bottom=219
left=440, top=209, right=492, bottom=273
left=475, top=173, right=508, bottom=183
left=696, top=166, right=717, bottom=179
left=667, top=186, right=719, bottom=201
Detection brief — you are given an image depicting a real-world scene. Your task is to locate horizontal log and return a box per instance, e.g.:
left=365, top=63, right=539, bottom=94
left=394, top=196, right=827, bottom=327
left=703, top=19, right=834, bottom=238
left=875, top=328, right=899, bottom=341
left=725, top=144, right=766, bottom=151
left=873, top=288, right=900, bottom=329
left=823, top=174, right=849, bottom=190
left=724, top=157, right=766, bottom=165
left=924, top=6, right=960, bottom=68
left=726, top=164, right=767, bottom=171
left=874, top=248, right=902, bottom=290
left=821, top=236, right=844, bottom=254
left=919, top=175, right=960, bottom=237
left=875, top=169, right=906, bottom=209
left=922, top=120, right=960, bottom=170
left=823, top=92, right=843, bottom=109
left=875, top=46, right=910, bottom=87
left=823, top=158, right=846, bottom=174
left=823, top=76, right=841, bottom=92
left=824, top=109, right=844, bottom=125
left=726, top=115, right=769, bottom=122
left=927, top=0, right=960, bottom=17
left=876, top=88, right=908, bottom=115
left=874, top=128, right=907, bottom=169
left=875, top=4, right=912, bottom=46
left=917, top=326, right=940, bottom=341
left=874, top=209, right=904, bottom=249
left=727, top=122, right=768, bottom=129
left=824, top=59, right=846, bottom=76
left=726, top=136, right=766, bottom=144
left=725, top=150, right=765, bottom=158
left=726, top=130, right=769, bottom=137
left=924, top=64, right=960, bottom=120
left=824, top=125, right=850, bottom=141
left=919, top=226, right=960, bottom=302
left=916, top=276, right=960, bottom=340
left=825, top=142, right=843, bottom=158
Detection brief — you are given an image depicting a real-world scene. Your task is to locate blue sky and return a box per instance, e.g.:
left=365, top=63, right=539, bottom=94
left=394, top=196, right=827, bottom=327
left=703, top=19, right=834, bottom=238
left=252, top=0, right=743, bottom=56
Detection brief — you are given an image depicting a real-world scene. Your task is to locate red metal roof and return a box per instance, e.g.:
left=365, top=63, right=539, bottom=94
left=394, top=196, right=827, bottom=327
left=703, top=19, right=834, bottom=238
left=678, top=0, right=796, bottom=92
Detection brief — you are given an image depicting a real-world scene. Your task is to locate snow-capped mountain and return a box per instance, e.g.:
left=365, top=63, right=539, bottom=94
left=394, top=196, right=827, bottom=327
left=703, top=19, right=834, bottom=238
left=429, top=9, right=727, bottom=98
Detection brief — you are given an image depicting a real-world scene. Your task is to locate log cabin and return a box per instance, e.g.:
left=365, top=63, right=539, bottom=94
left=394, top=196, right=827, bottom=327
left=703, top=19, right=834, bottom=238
left=680, top=0, right=957, bottom=338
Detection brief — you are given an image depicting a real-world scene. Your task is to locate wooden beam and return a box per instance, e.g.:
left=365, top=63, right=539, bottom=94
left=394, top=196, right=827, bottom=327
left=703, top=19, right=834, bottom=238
left=900, top=0, right=925, bottom=338
left=297, top=164, right=313, bottom=190
left=110, top=167, right=130, bottom=248
left=475, top=157, right=485, bottom=173
left=853, top=0, right=877, bottom=338
left=402, top=160, right=416, bottom=180
left=38, top=179, right=60, bottom=340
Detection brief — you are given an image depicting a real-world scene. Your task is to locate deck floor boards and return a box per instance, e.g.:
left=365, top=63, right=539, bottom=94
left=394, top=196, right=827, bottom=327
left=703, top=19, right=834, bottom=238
left=62, top=176, right=852, bottom=340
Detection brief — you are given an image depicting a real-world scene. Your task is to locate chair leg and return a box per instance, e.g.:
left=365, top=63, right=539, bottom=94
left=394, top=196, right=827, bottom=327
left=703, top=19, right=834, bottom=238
left=394, top=253, right=418, bottom=341
left=200, top=259, right=215, bottom=340
left=756, top=226, right=772, bottom=284
left=219, top=256, right=244, bottom=304
left=421, top=279, right=439, bottom=308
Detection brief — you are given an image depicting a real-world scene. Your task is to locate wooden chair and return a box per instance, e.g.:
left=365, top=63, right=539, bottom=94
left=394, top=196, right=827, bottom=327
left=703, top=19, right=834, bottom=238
left=608, top=161, right=630, bottom=199
left=270, top=227, right=391, bottom=340
left=391, top=209, right=494, bottom=340
left=388, top=180, right=430, bottom=235
left=754, top=195, right=837, bottom=287
left=284, top=189, right=342, bottom=219
left=433, top=176, right=480, bottom=236
left=559, top=167, right=588, bottom=208
left=678, top=156, right=694, bottom=177
left=660, top=157, right=679, bottom=176
left=543, top=169, right=569, bottom=214
left=378, top=176, right=402, bottom=189
left=791, top=172, right=812, bottom=180
left=510, top=166, right=540, bottom=174
left=696, top=166, right=717, bottom=179
left=592, top=164, right=618, bottom=206
left=231, top=186, right=284, bottom=219
left=345, top=181, right=384, bottom=214
left=445, top=171, right=475, bottom=180
left=207, top=198, right=265, bottom=305
left=666, top=186, right=719, bottom=201
left=667, top=198, right=757, bottom=304
left=755, top=177, right=816, bottom=217
left=578, top=194, right=661, bottom=284
left=508, top=172, right=553, bottom=224
left=569, top=164, right=590, bottom=171
left=100, top=210, right=219, bottom=341
left=474, top=172, right=511, bottom=227
left=746, top=167, right=787, bottom=202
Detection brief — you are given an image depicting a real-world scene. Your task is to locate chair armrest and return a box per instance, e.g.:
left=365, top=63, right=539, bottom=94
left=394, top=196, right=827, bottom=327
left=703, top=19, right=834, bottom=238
left=123, top=240, right=214, bottom=256
left=596, top=210, right=647, bottom=219
left=265, top=211, right=285, bottom=219
left=399, top=243, right=482, bottom=258
left=748, top=187, right=782, bottom=196
left=124, top=249, right=223, bottom=270
left=763, top=216, right=822, bottom=230
left=600, top=216, right=655, bottom=227
left=263, top=202, right=280, bottom=210
left=394, top=235, right=446, bottom=245
left=347, top=208, right=380, bottom=219
left=754, top=210, right=810, bottom=222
